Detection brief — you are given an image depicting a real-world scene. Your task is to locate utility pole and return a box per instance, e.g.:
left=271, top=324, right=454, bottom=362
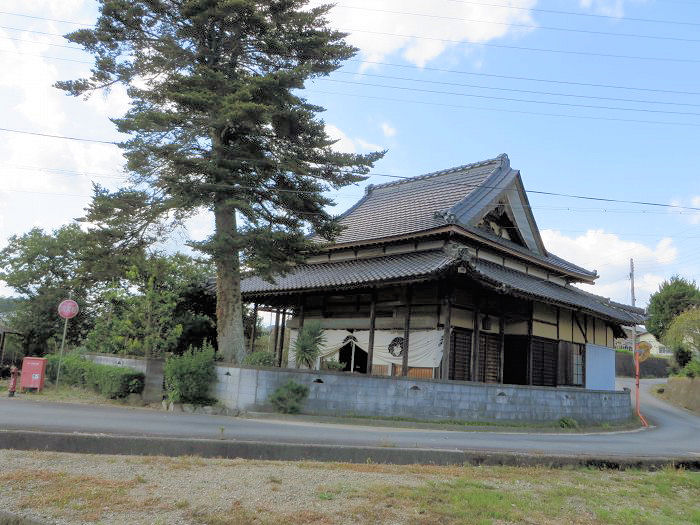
left=630, top=259, right=648, bottom=427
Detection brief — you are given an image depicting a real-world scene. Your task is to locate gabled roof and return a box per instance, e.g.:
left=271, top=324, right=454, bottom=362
left=320, top=154, right=596, bottom=281
left=235, top=246, right=644, bottom=325
left=327, top=155, right=505, bottom=244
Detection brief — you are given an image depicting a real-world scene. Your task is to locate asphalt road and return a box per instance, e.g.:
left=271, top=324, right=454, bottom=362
left=1, top=378, right=698, bottom=458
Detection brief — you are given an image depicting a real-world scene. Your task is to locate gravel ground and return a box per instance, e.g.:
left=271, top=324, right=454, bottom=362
left=0, top=450, right=453, bottom=525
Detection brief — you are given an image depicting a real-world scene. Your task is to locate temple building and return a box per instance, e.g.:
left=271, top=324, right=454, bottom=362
left=241, top=154, right=645, bottom=390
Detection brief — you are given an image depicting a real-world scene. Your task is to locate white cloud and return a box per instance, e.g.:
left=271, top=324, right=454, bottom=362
left=325, top=124, right=357, bottom=153
left=541, top=229, right=678, bottom=305
left=381, top=122, right=396, bottom=137
left=691, top=196, right=700, bottom=225
left=579, top=0, right=646, bottom=18
left=542, top=229, right=677, bottom=272
left=316, top=0, right=537, bottom=67
left=325, top=124, right=383, bottom=154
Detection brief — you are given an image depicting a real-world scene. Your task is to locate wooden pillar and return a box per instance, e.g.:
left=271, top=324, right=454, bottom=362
left=248, top=303, right=258, bottom=353
left=472, top=306, right=480, bottom=382
left=273, top=309, right=281, bottom=365
left=527, top=302, right=534, bottom=385
left=499, top=316, right=505, bottom=384
left=367, top=292, right=376, bottom=375
left=441, top=296, right=452, bottom=380
left=402, top=287, right=411, bottom=377
left=277, top=308, right=287, bottom=367
left=298, top=297, right=305, bottom=329
left=0, top=331, right=5, bottom=365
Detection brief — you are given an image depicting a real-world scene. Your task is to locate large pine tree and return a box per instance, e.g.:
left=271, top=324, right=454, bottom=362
left=57, top=0, right=383, bottom=363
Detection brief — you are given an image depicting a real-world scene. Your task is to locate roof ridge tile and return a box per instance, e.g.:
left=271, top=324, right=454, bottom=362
left=367, top=153, right=507, bottom=193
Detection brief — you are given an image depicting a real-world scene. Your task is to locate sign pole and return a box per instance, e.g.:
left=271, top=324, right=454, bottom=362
left=629, top=259, right=648, bottom=427
left=55, top=294, right=79, bottom=389
left=55, top=315, right=69, bottom=388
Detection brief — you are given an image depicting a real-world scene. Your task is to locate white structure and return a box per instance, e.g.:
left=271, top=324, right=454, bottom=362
left=615, top=326, right=671, bottom=356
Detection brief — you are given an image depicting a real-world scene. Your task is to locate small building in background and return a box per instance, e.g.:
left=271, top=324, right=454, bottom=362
left=615, top=326, right=671, bottom=357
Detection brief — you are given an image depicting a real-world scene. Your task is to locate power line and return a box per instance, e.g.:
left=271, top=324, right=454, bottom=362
left=344, top=59, right=700, bottom=97
left=0, top=127, right=118, bottom=144
left=3, top=157, right=700, bottom=212
left=310, top=87, right=700, bottom=127
left=341, top=28, right=700, bottom=63
left=427, top=0, right=700, bottom=27
left=332, top=71, right=700, bottom=109
left=0, top=24, right=83, bottom=40
left=0, top=35, right=87, bottom=51
left=319, top=78, right=700, bottom=116
left=335, top=4, right=700, bottom=43
left=0, top=49, right=91, bottom=63
left=4, top=19, right=700, bottom=95
left=0, top=11, right=92, bottom=26
left=3, top=2, right=697, bottom=30
left=0, top=185, right=696, bottom=217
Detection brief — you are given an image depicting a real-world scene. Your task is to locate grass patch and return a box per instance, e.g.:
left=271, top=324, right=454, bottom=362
left=0, top=469, right=150, bottom=521
left=0, top=378, right=139, bottom=407
left=355, top=465, right=700, bottom=525
left=255, top=411, right=641, bottom=433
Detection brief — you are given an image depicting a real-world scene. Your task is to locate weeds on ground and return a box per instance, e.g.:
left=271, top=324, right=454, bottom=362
left=0, top=469, right=154, bottom=521
left=353, top=465, right=700, bottom=525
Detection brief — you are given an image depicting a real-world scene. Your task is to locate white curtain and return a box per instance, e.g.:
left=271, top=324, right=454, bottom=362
left=287, top=329, right=359, bottom=369
left=287, top=328, right=443, bottom=369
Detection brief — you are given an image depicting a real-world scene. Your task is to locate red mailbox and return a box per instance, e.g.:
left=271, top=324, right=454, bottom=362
left=20, top=357, right=47, bottom=392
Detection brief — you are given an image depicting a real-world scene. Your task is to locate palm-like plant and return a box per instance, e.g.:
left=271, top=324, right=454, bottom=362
left=294, top=321, right=325, bottom=369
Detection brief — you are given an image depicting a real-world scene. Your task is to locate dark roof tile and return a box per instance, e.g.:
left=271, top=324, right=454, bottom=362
left=241, top=250, right=454, bottom=294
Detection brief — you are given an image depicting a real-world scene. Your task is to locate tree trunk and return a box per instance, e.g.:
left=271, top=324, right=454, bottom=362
left=214, top=197, right=246, bottom=364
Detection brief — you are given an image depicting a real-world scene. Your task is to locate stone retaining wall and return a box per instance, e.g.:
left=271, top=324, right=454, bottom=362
left=84, top=354, right=164, bottom=403
left=212, top=366, right=632, bottom=424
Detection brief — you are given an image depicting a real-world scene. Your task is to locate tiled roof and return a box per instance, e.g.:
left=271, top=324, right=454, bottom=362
left=327, top=156, right=504, bottom=244
left=240, top=250, right=454, bottom=294
left=464, top=225, right=597, bottom=278
left=469, top=259, right=645, bottom=324
left=236, top=246, right=643, bottom=324
left=318, top=154, right=597, bottom=281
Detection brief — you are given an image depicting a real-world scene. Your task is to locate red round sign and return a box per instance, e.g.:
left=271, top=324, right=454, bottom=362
left=58, top=299, right=79, bottom=319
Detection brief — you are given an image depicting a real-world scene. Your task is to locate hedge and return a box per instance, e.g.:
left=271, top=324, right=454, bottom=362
left=615, top=351, right=670, bottom=378
left=46, top=353, right=145, bottom=398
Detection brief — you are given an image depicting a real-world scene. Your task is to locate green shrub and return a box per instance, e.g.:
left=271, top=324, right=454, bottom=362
left=242, top=350, right=276, bottom=367
left=45, top=353, right=144, bottom=398
left=294, top=321, right=325, bottom=369
left=321, top=359, right=345, bottom=371
left=681, top=358, right=700, bottom=378
left=165, top=342, right=216, bottom=404
left=269, top=380, right=309, bottom=414
left=558, top=417, right=579, bottom=429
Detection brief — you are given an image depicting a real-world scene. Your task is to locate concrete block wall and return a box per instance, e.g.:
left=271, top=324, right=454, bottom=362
left=212, top=366, right=632, bottom=424
left=84, top=353, right=164, bottom=402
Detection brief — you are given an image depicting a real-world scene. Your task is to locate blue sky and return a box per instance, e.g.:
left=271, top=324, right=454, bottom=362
left=0, top=0, right=698, bottom=306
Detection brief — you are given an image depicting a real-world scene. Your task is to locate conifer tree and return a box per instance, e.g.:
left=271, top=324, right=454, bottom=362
left=57, top=0, right=383, bottom=363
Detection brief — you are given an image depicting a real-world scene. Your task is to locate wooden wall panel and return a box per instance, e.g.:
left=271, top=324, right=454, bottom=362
left=559, top=309, right=573, bottom=342
left=533, top=320, right=557, bottom=340
left=505, top=320, right=528, bottom=335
